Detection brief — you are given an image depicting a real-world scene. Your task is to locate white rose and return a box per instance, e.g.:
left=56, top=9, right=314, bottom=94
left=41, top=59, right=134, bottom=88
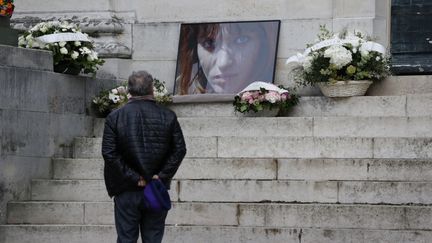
left=31, top=41, right=40, bottom=48
left=60, top=47, right=68, bottom=54
left=87, top=55, right=94, bottom=62
left=40, top=26, right=48, bottom=33
left=18, top=36, right=26, bottom=46
left=74, top=41, right=81, bottom=47
left=111, top=89, right=119, bottom=95
left=59, top=41, right=67, bottom=47
left=71, top=51, right=79, bottom=60
left=109, top=93, right=120, bottom=103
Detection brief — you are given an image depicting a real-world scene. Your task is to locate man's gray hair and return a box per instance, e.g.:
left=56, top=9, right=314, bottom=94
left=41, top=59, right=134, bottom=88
left=128, top=71, right=154, bottom=96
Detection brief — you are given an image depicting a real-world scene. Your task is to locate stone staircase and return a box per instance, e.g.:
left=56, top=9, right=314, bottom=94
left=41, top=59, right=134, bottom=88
left=2, top=94, right=432, bottom=243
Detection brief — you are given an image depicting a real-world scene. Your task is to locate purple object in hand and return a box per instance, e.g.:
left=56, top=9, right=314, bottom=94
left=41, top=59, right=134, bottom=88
left=143, top=179, right=171, bottom=212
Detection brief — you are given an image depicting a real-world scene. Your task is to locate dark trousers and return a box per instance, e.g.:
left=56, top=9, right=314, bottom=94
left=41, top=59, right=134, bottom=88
left=114, top=190, right=168, bottom=243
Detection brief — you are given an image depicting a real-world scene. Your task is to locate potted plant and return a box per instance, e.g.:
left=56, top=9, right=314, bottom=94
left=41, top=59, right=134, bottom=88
left=233, top=81, right=298, bottom=117
left=18, top=21, right=104, bottom=75
left=92, top=78, right=172, bottom=117
left=287, top=25, right=391, bottom=97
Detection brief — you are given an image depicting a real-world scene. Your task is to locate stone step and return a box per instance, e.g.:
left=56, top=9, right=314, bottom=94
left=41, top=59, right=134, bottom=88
left=53, top=158, right=432, bottom=182
left=30, top=179, right=432, bottom=204
left=92, top=116, right=432, bottom=138
left=7, top=202, right=432, bottom=230
left=30, top=179, right=179, bottom=202
left=181, top=180, right=432, bottom=204
left=53, top=158, right=277, bottom=180
left=368, top=75, right=432, bottom=96
left=167, top=94, right=432, bottom=117
left=1, top=225, right=431, bottom=243
left=0, top=45, right=53, bottom=72
left=73, top=136, right=432, bottom=159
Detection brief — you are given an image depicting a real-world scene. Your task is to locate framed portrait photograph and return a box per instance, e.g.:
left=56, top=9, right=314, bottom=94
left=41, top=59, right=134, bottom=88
left=174, top=20, right=281, bottom=97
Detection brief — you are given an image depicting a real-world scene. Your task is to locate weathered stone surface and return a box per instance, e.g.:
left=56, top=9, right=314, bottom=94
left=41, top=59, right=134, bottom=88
left=15, top=0, right=111, bottom=12
left=288, top=96, right=406, bottom=117
left=217, top=137, right=373, bottom=158
left=278, top=158, right=432, bottom=181
left=8, top=201, right=432, bottom=230
left=239, top=203, right=432, bottom=230
left=333, top=0, right=376, bottom=18
left=178, top=117, right=313, bottom=137
left=52, top=158, right=276, bottom=180
left=113, top=0, right=333, bottom=22
left=313, top=116, right=432, bottom=137
left=0, top=68, right=86, bottom=113
left=7, top=202, right=84, bottom=224
left=0, top=45, right=53, bottom=71
left=332, top=17, right=374, bottom=35
left=53, top=158, right=103, bottom=180
left=277, top=19, right=332, bottom=58
left=132, top=23, right=179, bottom=61
left=373, top=138, right=432, bottom=159
left=31, top=179, right=110, bottom=202
left=338, top=181, right=432, bottom=204
left=167, top=203, right=238, bottom=226
left=0, top=225, right=116, bottom=243
left=179, top=180, right=338, bottom=203
left=2, top=225, right=432, bottom=243
left=407, top=94, right=432, bottom=117
left=73, top=136, right=217, bottom=158
left=175, top=158, right=276, bottom=180
left=368, top=76, right=432, bottom=96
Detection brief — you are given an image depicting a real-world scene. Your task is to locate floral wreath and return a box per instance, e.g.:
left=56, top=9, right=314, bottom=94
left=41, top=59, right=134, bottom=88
left=0, top=0, right=14, bottom=18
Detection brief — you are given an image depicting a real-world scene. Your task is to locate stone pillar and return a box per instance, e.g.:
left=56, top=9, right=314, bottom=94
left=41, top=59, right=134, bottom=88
left=0, top=16, right=18, bottom=46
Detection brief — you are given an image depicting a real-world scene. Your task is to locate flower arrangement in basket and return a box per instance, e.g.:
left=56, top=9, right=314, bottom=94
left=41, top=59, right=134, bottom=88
left=233, top=81, right=298, bottom=116
left=0, top=0, right=14, bottom=17
left=18, top=21, right=104, bottom=75
left=92, top=78, right=172, bottom=117
left=287, top=25, right=391, bottom=97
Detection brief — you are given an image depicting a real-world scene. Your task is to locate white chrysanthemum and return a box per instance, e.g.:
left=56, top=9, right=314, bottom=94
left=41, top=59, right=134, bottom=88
left=324, top=45, right=352, bottom=69
left=59, top=41, right=67, bottom=47
left=74, top=41, right=81, bottom=47
left=60, top=47, right=68, bottom=54
left=111, top=89, right=119, bottom=95
left=71, top=51, right=79, bottom=60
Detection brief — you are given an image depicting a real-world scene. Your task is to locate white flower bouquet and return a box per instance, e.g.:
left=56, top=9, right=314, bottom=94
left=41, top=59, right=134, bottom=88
left=287, top=25, right=391, bottom=86
left=233, top=81, right=298, bottom=114
left=18, top=21, right=104, bottom=75
left=92, top=79, right=172, bottom=117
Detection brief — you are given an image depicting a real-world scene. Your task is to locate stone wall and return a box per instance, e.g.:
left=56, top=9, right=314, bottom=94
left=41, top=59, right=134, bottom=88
left=0, top=45, right=116, bottom=223
left=11, top=0, right=391, bottom=94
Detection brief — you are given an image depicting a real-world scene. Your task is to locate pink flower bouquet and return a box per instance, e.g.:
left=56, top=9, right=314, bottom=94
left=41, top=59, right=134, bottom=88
left=233, top=81, right=298, bottom=114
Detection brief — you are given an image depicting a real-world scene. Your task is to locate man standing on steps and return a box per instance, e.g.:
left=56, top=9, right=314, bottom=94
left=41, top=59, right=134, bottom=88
left=102, top=70, right=187, bottom=243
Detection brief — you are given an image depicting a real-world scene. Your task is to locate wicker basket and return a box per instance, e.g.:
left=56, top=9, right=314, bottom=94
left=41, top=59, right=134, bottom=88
left=317, top=80, right=373, bottom=97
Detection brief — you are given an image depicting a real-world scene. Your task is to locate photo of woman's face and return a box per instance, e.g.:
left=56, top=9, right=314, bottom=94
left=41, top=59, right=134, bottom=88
left=197, top=23, right=265, bottom=93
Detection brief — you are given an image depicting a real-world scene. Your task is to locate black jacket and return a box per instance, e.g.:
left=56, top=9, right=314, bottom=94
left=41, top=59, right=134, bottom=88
left=102, top=99, right=186, bottom=197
